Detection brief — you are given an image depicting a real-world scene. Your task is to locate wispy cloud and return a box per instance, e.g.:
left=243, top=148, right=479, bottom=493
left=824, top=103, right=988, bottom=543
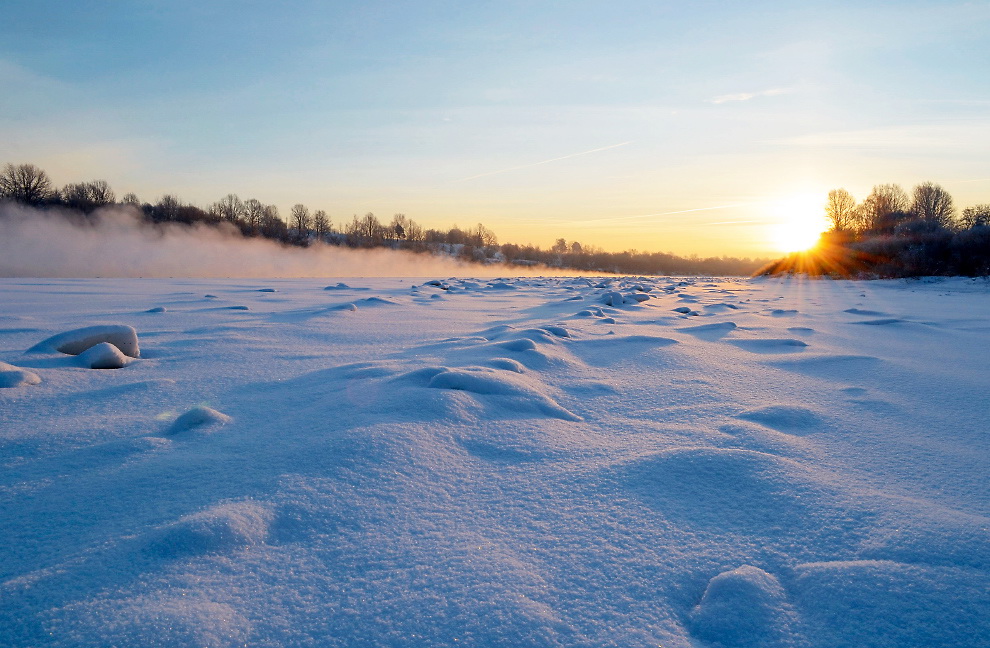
left=708, top=88, right=791, bottom=104
left=456, top=141, right=632, bottom=182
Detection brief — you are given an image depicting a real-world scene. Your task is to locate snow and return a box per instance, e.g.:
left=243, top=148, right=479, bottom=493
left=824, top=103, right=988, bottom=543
left=28, top=324, right=141, bottom=358
left=166, top=406, right=232, bottom=436
left=0, top=361, right=41, bottom=388
left=1, top=275, right=989, bottom=647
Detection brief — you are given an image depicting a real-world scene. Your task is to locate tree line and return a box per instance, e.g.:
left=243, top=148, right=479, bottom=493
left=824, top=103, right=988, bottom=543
left=1, top=162, right=771, bottom=276
left=761, top=181, right=990, bottom=277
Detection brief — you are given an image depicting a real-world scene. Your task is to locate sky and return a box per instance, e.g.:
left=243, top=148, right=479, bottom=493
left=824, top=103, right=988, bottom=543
left=1, top=0, right=988, bottom=258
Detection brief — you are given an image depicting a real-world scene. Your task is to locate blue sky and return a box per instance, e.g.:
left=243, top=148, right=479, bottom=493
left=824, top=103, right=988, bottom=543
left=2, top=1, right=988, bottom=256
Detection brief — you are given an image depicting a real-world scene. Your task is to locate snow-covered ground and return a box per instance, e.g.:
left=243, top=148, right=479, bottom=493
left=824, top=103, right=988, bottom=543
left=1, top=275, right=988, bottom=648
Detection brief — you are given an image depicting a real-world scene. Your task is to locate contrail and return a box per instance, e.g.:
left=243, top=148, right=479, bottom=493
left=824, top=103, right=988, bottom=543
left=457, top=141, right=632, bottom=182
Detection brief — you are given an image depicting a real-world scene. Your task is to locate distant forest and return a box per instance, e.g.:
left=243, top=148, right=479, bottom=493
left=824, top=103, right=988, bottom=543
left=0, top=162, right=770, bottom=277
left=759, top=183, right=990, bottom=278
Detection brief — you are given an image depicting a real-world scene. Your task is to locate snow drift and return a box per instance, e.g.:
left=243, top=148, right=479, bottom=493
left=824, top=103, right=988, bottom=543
left=1, top=274, right=988, bottom=647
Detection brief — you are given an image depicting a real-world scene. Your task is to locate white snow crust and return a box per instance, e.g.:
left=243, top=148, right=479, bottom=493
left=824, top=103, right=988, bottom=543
left=1, top=275, right=988, bottom=647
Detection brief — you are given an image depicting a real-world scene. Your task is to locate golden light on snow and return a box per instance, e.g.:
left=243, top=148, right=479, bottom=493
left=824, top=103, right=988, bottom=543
left=768, top=192, right=830, bottom=253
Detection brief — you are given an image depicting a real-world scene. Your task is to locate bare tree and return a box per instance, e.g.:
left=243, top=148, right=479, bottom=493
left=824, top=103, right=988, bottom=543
left=359, top=212, right=384, bottom=244
left=290, top=203, right=311, bottom=238
left=214, top=194, right=245, bottom=224
left=911, top=182, right=955, bottom=228
left=344, top=215, right=363, bottom=242
left=60, top=183, right=93, bottom=210
left=243, top=198, right=265, bottom=234
left=87, top=180, right=115, bottom=206
left=121, top=192, right=141, bottom=206
left=153, top=194, right=183, bottom=222
left=405, top=218, right=424, bottom=243
left=60, top=180, right=115, bottom=212
left=0, top=163, right=53, bottom=204
left=961, top=204, right=990, bottom=229
left=475, top=223, right=497, bottom=247
left=825, top=188, right=857, bottom=232
left=390, top=213, right=409, bottom=240
left=260, top=204, right=286, bottom=239
left=552, top=238, right=568, bottom=254
left=312, top=209, right=330, bottom=241
left=446, top=225, right=467, bottom=245
left=860, top=184, right=909, bottom=232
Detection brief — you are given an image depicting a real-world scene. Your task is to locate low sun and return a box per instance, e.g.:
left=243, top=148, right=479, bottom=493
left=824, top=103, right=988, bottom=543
left=769, top=193, right=830, bottom=253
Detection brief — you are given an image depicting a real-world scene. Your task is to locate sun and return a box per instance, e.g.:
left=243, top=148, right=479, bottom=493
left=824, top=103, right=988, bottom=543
left=769, top=193, right=830, bottom=253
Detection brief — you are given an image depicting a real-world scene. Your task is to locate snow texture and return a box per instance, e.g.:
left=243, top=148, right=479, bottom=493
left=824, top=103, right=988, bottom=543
left=1, top=275, right=989, bottom=648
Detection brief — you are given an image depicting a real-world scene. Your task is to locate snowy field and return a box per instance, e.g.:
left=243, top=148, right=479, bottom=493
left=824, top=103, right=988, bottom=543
left=1, top=275, right=988, bottom=648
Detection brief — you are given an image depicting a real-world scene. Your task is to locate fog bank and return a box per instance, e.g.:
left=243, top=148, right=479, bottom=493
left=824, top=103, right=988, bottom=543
left=0, top=205, right=562, bottom=278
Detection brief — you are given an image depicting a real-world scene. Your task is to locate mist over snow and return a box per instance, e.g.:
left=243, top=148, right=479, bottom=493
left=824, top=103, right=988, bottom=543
left=0, top=204, right=562, bottom=279
left=2, top=275, right=989, bottom=647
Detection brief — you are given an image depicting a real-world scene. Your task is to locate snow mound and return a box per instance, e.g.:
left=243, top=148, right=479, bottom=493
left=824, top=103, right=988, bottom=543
left=792, top=560, right=990, bottom=646
left=495, top=338, right=539, bottom=353
left=855, top=318, right=907, bottom=326
left=0, top=360, right=41, bottom=387
left=29, top=324, right=140, bottom=358
left=145, top=306, right=166, bottom=313
left=166, top=405, right=232, bottom=435
left=359, top=296, right=400, bottom=306
left=861, top=507, right=990, bottom=569
left=729, top=338, right=808, bottom=353
left=62, top=596, right=253, bottom=648
left=76, top=341, right=130, bottom=369
left=486, top=358, right=526, bottom=373
left=603, top=291, right=625, bottom=306
left=623, top=448, right=824, bottom=532
left=769, top=354, right=880, bottom=378
left=426, top=367, right=581, bottom=421
left=844, top=308, right=889, bottom=316
left=737, top=405, right=822, bottom=434
left=678, top=321, right=738, bottom=339
left=689, top=565, right=799, bottom=648
left=146, top=500, right=273, bottom=557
